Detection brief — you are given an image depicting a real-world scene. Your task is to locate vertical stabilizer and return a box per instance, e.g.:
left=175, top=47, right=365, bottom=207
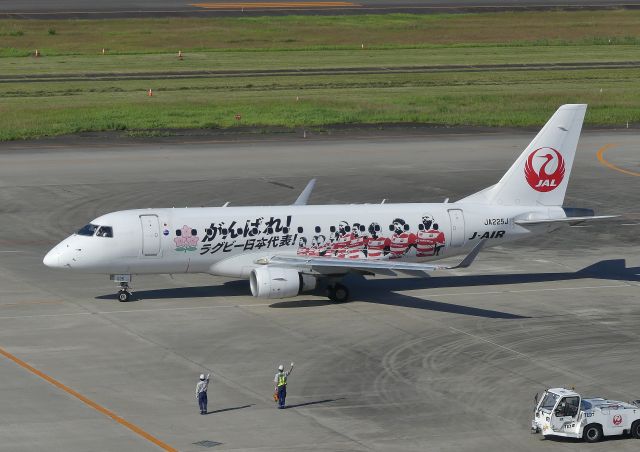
left=458, top=104, right=587, bottom=206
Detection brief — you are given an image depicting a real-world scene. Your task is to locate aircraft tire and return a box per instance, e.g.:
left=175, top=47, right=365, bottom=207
left=118, top=290, right=131, bottom=302
left=332, top=283, right=350, bottom=303
left=583, top=424, right=603, bottom=443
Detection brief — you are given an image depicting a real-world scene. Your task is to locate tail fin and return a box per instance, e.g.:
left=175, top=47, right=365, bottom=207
left=458, top=104, right=587, bottom=206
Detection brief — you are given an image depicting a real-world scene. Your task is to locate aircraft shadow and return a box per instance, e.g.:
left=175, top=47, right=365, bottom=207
left=270, top=291, right=528, bottom=319
left=95, top=260, right=638, bottom=319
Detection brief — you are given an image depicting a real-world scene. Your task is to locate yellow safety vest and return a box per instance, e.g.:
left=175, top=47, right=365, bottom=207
left=277, top=372, right=287, bottom=387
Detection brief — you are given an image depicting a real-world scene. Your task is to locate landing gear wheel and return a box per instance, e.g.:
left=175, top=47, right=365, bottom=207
left=118, top=290, right=131, bottom=302
left=327, top=283, right=349, bottom=303
left=583, top=424, right=603, bottom=443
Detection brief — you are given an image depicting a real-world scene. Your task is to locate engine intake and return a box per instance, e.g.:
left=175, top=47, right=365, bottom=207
left=249, top=266, right=316, bottom=299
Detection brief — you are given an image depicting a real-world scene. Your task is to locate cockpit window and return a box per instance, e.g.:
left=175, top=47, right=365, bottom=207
left=96, top=226, right=113, bottom=238
left=77, top=224, right=98, bottom=236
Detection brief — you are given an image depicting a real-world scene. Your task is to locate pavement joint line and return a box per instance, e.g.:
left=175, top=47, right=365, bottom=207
left=0, top=345, right=177, bottom=452
left=597, top=143, right=640, bottom=177
left=448, top=326, right=534, bottom=360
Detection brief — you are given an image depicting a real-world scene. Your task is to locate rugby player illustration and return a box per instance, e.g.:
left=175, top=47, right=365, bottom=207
left=347, top=223, right=367, bottom=259
left=388, top=218, right=417, bottom=259
left=330, top=221, right=352, bottom=258
left=308, top=235, right=327, bottom=257
left=366, top=222, right=390, bottom=259
left=416, top=214, right=446, bottom=257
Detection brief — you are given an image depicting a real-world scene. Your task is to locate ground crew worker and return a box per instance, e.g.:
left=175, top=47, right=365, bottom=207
left=195, top=373, right=210, bottom=415
left=274, top=362, right=294, bottom=409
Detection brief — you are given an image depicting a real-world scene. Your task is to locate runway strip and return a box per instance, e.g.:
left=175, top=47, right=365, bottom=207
left=191, top=1, right=358, bottom=8
left=597, top=143, right=640, bottom=177
left=3, top=61, right=639, bottom=84
left=0, top=346, right=177, bottom=452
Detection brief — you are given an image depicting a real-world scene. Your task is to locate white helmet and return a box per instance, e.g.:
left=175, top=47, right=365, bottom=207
left=278, top=364, right=284, bottom=371
left=199, top=374, right=205, bottom=380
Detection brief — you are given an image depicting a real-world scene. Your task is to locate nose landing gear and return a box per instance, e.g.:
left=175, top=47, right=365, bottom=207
left=111, top=274, right=133, bottom=302
left=117, top=284, right=132, bottom=302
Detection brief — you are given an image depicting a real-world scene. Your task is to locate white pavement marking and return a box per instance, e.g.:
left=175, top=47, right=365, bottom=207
left=449, top=326, right=531, bottom=360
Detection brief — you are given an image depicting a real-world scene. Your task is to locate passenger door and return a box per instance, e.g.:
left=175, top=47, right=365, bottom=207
left=447, top=209, right=465, bottom=247
left=140, top=215, right=161, bottom=256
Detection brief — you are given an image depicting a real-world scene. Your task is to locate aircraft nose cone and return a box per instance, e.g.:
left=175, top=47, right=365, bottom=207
left=43, top=249, right=61, bottom=268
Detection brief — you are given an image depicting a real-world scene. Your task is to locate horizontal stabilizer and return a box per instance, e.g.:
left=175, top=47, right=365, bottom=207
left=515, top=215, right=617, bottom=226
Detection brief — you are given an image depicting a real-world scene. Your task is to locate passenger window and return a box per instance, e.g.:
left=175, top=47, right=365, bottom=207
left=77, top=224, right=98, bottom=236
left=96, top=226, right=113, bottom=238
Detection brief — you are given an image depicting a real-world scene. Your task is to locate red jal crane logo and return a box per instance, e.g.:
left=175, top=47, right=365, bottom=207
left=524, top=147, right=565, bottom=192
left=613, top=414, right=623, bottom=426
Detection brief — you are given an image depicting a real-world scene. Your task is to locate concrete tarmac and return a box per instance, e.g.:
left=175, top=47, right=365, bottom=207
left=0, top=129, right=639, bottom=451
left=2, top=0, right=640, bottom=18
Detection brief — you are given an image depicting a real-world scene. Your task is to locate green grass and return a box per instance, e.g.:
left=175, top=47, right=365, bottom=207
left=2, top=11, right=640, bottom=55
left=1, top=68, right=638, bottom=141
left=2, top=45, right=640, bottom=75
left=1, top=11, right=640, bottom=140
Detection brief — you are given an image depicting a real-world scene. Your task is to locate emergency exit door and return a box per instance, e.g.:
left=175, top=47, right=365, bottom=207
left=140, top=215, right=161, bottom=256
left=447, top=209, right=465, bottom=248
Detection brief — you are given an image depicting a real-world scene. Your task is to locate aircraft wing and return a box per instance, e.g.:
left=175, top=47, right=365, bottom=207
left=266, top=239, right=486, bottom=276
left=515, top=215, right=617, bottom=227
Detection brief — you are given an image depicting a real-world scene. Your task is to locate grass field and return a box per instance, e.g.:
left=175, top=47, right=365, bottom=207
left=1, top=11, right=640, bottom=140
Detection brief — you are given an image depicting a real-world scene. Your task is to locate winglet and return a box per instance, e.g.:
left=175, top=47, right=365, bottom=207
left=293, top=179, right=316, bottom=205
left=447, top=239, right=486, bottom=269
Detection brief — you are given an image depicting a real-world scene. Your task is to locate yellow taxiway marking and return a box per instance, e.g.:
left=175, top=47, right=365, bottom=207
left=191, top=2, right=357, bottom=8
left=0, top=346, right=177, bottom=452
left=597, top=143, right=640, bottom=177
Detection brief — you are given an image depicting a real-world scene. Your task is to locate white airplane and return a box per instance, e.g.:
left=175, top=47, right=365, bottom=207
left=44, top=104, right=612, bottom=302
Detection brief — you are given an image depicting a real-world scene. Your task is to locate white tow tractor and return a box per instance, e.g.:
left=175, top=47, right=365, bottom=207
left=531, top=388, right=640, bottom=442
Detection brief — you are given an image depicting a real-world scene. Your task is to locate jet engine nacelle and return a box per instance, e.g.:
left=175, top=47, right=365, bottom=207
left=249, top=266, right=317, bottom=299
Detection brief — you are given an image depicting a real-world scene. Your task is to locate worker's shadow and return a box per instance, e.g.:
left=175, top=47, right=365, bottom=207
left=206, top=404, right=253, bottom=415
left=284, top=398, right=343, bottom=409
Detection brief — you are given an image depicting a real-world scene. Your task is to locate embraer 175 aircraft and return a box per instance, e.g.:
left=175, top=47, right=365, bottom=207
left=44, top=104, right=612, bottom=302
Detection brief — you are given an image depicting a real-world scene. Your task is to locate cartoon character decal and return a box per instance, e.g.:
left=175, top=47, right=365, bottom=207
left=330, top=221, right=352, bottom=258
left=175, top=225, right=199, bottom=252
left=366, top=222, right=390, bottom=258
left=416, top=214, right=445, bottom=257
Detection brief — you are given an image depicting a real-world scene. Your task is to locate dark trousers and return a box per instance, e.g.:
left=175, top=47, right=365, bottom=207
left=198, top=392, right=208, bottom=413
left=277, top=385, right=287, bottom=408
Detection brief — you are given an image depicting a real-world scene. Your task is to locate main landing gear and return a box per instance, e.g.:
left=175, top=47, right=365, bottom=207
left=326, top=282, right=350, bottom=303
left=111, top=274, right=133, bottom=302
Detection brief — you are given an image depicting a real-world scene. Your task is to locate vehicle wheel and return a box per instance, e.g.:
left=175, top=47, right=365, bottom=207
left=332, top=283, right=350, bottom=303
left=631, top=420, right=640, bottom=439
left=118, top=290, right=131, bottom=302
left=583, top=424, right=603, bottom=443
